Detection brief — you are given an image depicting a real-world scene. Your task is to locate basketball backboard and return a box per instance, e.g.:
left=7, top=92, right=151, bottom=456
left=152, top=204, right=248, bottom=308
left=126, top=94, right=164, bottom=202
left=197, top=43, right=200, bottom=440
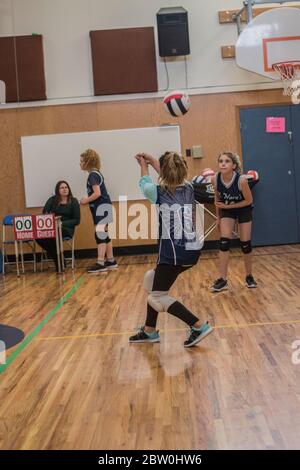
left=236, top=7, right=300, bottom=80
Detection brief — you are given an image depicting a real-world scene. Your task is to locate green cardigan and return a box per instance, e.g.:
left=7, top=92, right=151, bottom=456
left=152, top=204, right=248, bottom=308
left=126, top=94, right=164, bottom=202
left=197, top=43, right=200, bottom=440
left=43, top=196, right=80, bottom=237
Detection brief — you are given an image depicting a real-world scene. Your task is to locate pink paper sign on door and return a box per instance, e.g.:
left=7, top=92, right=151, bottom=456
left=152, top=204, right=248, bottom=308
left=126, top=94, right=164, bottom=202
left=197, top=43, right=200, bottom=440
left=266, top=117, right=286, bottom=133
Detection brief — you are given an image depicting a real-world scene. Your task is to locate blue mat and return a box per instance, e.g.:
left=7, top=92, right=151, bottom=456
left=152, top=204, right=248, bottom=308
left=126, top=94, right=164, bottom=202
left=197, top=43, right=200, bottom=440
left=0, top=324, right=25, bottom=350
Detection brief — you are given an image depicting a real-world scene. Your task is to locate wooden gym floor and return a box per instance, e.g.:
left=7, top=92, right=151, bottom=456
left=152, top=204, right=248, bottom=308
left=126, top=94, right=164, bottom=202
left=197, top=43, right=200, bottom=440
left=0, top=245, right=300, bottom=450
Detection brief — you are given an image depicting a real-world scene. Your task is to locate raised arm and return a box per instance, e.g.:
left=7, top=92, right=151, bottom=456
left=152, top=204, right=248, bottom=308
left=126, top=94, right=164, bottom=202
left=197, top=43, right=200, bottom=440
left=141, top=153, right=160, bottom=175
left=135, top=154, right=157, bottom=204
left=135, top=154, right=150, bottom=177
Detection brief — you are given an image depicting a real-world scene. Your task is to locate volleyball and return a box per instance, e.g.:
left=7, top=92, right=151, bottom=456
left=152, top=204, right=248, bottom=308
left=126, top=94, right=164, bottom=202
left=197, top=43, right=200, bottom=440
left=163, top=90, right=191, bottom=117
left=202, top=168, right=215, bottom=178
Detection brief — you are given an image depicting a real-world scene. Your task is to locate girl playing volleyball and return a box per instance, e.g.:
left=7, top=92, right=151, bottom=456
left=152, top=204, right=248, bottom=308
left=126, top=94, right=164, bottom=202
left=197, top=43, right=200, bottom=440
left=210, top=151, right=257, bottom=292
left=129, top=152, right=213, bottom=348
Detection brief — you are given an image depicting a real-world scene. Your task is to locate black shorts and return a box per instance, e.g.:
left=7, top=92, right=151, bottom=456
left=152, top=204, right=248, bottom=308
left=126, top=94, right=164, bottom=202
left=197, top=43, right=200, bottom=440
left=220, top=206, right=252, bottom=223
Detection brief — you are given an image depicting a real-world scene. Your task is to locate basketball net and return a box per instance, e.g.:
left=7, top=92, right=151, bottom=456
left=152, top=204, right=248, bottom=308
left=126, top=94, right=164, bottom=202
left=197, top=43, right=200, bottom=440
left=272, top=61, right=300, bottom=97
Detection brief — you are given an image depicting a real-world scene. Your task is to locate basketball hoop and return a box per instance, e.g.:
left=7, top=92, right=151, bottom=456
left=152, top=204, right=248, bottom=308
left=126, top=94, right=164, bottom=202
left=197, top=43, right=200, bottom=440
left=272, top=61, right=300, bottom=96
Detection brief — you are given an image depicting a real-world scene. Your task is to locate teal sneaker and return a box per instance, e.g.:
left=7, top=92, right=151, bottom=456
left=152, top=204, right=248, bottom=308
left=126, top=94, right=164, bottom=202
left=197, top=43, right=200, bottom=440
left=184, top=321, right=213, bottom=348
left=129, top=326, right=160, bottom=343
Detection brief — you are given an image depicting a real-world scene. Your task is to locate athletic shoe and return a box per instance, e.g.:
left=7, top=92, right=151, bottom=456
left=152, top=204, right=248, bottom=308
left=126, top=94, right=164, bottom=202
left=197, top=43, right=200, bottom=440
left=87, top=263, right=108, bottom=274
left=184, top=321, right=213, bottom=348
left=105, top=259, right=118, bottom=270
left=129, top=326, right=160, bottom=343
left=210, top=278, right=228, bottom=292
left=245, top=274, right=257, bottom=288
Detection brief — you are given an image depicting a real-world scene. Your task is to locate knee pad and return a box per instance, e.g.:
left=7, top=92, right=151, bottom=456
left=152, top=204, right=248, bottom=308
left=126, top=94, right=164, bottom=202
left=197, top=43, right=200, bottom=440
left=220, top=237, right=231, bottom=252
left=95, top=231, right=108, bottom=245
left=240, top=240, right=252, bottom=254
left=147, top=291, right=175, bottom=313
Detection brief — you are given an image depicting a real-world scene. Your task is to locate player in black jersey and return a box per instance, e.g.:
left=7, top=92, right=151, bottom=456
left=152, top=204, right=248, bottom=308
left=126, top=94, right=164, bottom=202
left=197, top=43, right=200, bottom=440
left=80, top=149, right=118, bottom=274
left=129, top=152, right=213, bottom=347
left=210, top=151, right=257, bottom=292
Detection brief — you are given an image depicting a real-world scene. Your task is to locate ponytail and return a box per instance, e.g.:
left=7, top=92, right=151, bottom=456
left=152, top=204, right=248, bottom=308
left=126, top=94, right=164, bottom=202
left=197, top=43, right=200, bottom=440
left=159, top=151, right=188, bottom=192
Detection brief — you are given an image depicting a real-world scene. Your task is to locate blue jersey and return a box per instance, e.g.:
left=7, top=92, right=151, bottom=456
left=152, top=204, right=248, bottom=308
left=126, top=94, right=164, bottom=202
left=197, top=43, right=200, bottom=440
left=217, top=171, right=250, bottom=207
left=156, top=183, right=201, bottom=266
left=87, top=171, right=112, bottom=210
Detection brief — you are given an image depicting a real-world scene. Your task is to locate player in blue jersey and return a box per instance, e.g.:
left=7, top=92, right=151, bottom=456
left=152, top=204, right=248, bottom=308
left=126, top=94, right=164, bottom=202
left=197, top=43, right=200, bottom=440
left=80, top=149, right=118, bottom=274
left=210, top=151, right=257, bottom=292
left=129, top=152, right=213, bottom=348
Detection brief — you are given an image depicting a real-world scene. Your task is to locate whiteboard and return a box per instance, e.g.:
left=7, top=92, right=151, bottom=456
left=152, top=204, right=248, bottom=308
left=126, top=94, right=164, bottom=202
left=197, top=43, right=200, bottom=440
left=21, top=126, right=181, bottom=207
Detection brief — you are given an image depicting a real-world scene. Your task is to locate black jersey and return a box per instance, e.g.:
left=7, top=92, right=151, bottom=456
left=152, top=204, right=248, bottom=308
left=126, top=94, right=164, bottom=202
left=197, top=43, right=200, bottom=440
left=217, top=171, right=250, bottom=207
left=156, top=183, right=201, bottom=266
left=87, top=171, right=111, bottom=209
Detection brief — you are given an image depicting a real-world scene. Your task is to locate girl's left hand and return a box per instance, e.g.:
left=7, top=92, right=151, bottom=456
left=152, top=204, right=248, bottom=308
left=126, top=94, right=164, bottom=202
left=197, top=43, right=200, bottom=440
left=135, top=154, right=148, bottom=165
left=215, top=201, right=229, bottom=209
left=80, top=197, right=89, bottom=205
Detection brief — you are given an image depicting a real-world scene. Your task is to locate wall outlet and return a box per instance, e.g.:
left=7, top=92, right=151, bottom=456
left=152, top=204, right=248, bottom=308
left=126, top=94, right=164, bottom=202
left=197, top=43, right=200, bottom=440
left=191, top=145, right=203, bottom=158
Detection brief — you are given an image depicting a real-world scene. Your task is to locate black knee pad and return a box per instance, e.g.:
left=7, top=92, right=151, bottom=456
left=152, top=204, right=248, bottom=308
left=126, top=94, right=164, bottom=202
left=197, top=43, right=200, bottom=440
left=240, top=240, right=252, bottom=254
left=220, top=237, right=231, bottom=252
left=95, top=231, right=108, bottom=245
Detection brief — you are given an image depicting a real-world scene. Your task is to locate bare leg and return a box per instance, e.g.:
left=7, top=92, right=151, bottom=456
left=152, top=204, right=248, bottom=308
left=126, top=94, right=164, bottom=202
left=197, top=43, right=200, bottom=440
left=96, top=224, right=114, bottom=261
left=105, top=241, right=113, bottom=259
left=97, top=244, right=106, bottom=262
left=96, top=224, right=106, bottom=262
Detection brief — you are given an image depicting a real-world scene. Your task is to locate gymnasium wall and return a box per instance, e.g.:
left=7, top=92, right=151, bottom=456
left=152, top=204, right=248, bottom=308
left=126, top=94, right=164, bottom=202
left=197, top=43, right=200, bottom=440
left=0, top=89, right=289, bottom=251
left=1, top=0, right=299, bottom=102
left=0, top=0, right=297, bottom=252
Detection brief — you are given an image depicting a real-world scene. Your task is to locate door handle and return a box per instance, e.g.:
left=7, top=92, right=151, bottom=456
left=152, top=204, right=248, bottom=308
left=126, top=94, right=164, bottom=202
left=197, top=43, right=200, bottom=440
left=288, top=170, right=292, bottom=175
left=288, top=131, right=293, bottom=144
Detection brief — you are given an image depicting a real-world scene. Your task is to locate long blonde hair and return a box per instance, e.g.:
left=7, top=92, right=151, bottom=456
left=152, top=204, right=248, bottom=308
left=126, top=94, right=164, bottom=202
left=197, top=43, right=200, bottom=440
left=218, top=151, right=242, bottom=173
left=159, top=151, right=188, bottom=192
left=80, top=148, right=101, bottom=171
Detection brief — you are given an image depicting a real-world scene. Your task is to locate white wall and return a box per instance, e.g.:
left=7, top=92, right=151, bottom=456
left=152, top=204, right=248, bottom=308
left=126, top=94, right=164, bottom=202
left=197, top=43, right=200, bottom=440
left=1, top=0, right=299, bottom=104
left=21, top=126, right=181, bottom=206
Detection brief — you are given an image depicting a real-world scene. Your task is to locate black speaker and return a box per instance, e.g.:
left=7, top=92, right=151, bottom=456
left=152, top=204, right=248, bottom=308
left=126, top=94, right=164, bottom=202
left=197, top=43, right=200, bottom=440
left=156, top=7, right=190, bottom=57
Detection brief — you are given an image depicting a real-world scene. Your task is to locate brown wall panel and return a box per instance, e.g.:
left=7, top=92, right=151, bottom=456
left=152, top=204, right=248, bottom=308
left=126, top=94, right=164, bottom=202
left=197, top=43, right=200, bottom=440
left=16, top=35, right=46, bottom=101
left=90, top=27, right=158, bottom=95
left=0, top=37, right=18, bottom=102
left=0, top=35, right=46, bottom=103
left=0, top=88, right=289, bottom=253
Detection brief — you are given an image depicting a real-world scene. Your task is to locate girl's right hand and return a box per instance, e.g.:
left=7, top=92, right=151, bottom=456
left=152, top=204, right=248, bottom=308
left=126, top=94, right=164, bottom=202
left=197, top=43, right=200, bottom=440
left=142, top=153, right=154, bottom=164
left=80, top=197, right=89, bottom=205
left=135, top=154, right=148, bottom=166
